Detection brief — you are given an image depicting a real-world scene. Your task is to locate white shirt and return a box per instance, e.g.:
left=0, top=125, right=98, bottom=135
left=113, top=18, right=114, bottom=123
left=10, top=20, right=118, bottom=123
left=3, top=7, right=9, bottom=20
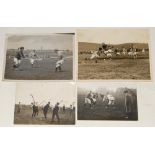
left=56, top=59, right=64, bottom=67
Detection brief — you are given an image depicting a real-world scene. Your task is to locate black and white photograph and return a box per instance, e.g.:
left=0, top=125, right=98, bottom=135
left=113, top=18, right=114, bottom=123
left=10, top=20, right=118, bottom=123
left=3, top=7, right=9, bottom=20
left=78, top=83, right=138, bottom=120
left=4, top=33, right=74, bottom=80
left=14, top=83, right=76, bottom=125
left=78, top=28, right=151, bottom=80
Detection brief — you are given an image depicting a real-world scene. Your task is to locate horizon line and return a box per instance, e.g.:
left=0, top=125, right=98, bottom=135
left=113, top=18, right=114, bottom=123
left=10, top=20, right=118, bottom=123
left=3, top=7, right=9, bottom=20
left=78, top=41, right=148, bottom=45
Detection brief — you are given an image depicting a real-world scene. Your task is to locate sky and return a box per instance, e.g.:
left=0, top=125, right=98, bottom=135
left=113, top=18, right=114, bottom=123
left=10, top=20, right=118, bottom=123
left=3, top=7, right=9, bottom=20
left=16, top=83, right=76, bottom=107
left=7, top=34, right=74, bottom=50
left=77, top=28, right=149, bottom=44
left=78, top=82, right=136, bottom=92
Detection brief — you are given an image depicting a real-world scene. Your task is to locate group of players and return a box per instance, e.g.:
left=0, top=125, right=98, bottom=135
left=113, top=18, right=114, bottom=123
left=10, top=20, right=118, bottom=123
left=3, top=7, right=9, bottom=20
left=17, top=101, right=75, bottom=123
left=12, top=47, right=65, bottom=72
left=88, top=43, right=147, bottom=61
left=85, top=90, right=134, bottom=119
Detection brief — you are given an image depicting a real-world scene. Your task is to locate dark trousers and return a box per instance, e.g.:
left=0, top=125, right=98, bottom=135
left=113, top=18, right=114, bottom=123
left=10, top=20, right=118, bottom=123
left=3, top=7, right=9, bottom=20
left=43, top=111, right=48, bottom=119
left=126, top=102, right=132, bottom=113
left=52, top=112, right=60, bottom=122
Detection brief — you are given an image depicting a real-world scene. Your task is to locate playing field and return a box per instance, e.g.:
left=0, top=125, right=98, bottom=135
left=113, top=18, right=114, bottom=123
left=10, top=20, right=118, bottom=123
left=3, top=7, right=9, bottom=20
left=78, top=41, right=151, bottom=80
left=14, top=105, right=75, bottom=125
left=4, top=51, right=73, bottom=80
left=78, top=54, right=151, bottom=80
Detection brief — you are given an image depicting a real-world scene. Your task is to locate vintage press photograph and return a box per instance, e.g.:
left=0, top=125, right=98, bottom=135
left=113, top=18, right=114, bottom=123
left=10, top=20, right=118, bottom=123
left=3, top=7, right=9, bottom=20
left=14, top=83, right=76, bottom=125
left=4, top=33, right=74, bottom=80
left=78, top=83, right=138, bottom=120
left=78, top=28, right=151, bottom=80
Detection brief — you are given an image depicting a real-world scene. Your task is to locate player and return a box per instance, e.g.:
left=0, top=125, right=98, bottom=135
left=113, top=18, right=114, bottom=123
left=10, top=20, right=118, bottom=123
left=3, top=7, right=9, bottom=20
left=29, top=50, right=38, bottom=67
left=17, top=102, right=21, bottom=113
left=13, top=47, right=25, bottom=69
left=124, top=90, right=133, bottom=118
left=69, top=104, right=74, bottom=117
left=43, top=102, right=50, bottom=119
left=52, top=102, right=60, bottom=123
left=55, top=58, right=64, bottom=72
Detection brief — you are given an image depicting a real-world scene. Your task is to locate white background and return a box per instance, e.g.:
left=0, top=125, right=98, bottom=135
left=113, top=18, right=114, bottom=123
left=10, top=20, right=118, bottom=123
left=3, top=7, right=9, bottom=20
left=0, top=28, right=155, bottom=127
left=0, top=0, right=155, bottom=155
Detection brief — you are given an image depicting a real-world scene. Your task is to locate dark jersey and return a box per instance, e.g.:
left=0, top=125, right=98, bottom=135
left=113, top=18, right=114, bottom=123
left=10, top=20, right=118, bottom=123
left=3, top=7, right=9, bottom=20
left=126, top=95, right=132, bottom=104
left=32, top=105, right=38, bottom=111
left=53, top=105, right=59, bottom=113
left=43, top=104, right=50, bottom=112
left=15, top=52, right=22, bottom=59
left=87, top=93, right=93, bottom=99
left=87, top=93, right=91, bottom=98
left=102, top=44, right=108, bottom=50
left=15, top=51, right=25, bottom=59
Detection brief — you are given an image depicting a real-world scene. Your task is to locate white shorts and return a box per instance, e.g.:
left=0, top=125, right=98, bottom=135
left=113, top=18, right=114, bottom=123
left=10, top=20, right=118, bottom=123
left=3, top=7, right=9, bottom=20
left=90, top=54, right=99, bottom=59
left=30, top=58, right=35, bottom=64
left=56, top=63, right=61, bottom=68
left=14, top=58, right=21, bottom=65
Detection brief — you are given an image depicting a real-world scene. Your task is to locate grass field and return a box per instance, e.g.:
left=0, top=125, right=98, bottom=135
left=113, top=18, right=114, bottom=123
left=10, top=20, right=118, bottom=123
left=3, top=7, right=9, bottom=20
left=78, top=54, right=151, bottom=80
left=78, top=42, right=151, bottom=80
left=4, top=51, right=73, bottom=80
left=78, top=91, right=138, bottom=120
left=14, top=105, right=75, bottom=125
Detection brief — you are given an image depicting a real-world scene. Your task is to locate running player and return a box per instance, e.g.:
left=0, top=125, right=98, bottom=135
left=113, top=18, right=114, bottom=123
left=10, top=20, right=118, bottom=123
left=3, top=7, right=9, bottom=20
left=29, top=50, right=38, bottom=67
left=55, top=57, right=64, bottom=72
left=13, top=47, right=25, bottom=69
